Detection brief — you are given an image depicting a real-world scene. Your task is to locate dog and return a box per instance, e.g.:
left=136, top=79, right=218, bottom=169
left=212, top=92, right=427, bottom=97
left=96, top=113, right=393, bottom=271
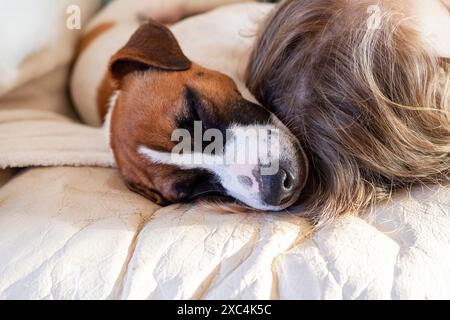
left=71, top=1, right=308, bottom=211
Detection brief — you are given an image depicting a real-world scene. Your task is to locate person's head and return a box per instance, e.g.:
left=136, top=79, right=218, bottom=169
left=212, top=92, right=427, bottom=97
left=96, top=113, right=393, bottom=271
left=247, top=0, right=450, bottom=224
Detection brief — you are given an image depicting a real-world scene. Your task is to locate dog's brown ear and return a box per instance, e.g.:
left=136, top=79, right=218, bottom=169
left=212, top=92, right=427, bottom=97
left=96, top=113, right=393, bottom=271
left=109, top=20, right=191, bottom=82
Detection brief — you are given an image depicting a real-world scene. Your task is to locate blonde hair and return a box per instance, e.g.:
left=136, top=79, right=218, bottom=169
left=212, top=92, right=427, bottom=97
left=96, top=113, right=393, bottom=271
left=246, top=0, right=450, bottom=226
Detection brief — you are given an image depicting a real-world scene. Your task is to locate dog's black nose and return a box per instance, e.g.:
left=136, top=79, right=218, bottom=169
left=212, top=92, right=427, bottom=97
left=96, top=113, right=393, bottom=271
left=260, top=168, right=298, bottom=207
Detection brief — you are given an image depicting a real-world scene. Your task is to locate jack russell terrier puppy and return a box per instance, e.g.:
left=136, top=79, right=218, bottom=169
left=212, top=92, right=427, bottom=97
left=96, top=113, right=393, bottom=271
left=71, top=1, right=308, bottom=211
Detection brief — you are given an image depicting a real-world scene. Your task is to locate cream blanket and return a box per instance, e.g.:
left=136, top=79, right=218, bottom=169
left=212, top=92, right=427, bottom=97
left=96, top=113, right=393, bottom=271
left=0, top=109, right=113, bottom=169
left=0, top=2, right=450, bottom=300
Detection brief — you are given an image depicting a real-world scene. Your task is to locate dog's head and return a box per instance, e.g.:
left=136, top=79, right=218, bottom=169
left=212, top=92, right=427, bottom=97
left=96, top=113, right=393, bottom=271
left=106, top=21, right=309, bottom=211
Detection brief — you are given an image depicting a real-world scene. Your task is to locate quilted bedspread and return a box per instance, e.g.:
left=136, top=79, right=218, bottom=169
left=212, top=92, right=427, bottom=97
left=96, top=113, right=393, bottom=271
left=0, top=166, right=449, bottom=299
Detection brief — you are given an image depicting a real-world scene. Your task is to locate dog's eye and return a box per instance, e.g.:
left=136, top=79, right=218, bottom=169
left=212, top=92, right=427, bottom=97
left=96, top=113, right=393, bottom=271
left=176, top=87, right=224, bottom=154
left=183, top=87, right=213, bottom=129
left=186, top=89, right=202, bottom=122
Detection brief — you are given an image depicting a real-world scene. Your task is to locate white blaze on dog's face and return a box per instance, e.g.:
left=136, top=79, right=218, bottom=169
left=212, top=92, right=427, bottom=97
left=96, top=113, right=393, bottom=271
left=107, top=20, right=309, bottom=211
left=138, top=118, right=306, bottom=211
